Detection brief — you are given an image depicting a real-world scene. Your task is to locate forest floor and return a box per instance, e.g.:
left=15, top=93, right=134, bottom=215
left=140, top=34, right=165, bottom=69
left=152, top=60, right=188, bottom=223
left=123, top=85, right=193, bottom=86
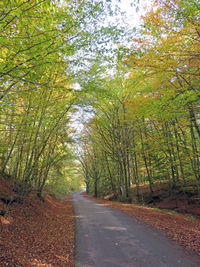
left=84, top=192, right=200, bottom=255
left=105, top=182, right=200, bottom=218
left=128, top=182, right=200, bottom=218
left=0, top=176, right=74, bottom=266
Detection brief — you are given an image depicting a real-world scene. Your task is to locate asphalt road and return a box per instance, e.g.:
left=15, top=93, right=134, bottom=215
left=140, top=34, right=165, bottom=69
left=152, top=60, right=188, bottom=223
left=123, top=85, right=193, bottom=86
left=73, top=192, right=200, bottom=267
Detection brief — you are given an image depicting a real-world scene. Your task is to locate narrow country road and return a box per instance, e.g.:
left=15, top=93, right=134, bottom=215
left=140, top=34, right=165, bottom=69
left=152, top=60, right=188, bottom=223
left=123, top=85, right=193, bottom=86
left=73, top=192, right=200, bottom=267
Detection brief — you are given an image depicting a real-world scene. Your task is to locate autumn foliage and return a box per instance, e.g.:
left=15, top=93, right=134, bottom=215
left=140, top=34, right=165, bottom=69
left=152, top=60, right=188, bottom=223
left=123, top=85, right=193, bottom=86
left=80, top=0, right=200, bottom=207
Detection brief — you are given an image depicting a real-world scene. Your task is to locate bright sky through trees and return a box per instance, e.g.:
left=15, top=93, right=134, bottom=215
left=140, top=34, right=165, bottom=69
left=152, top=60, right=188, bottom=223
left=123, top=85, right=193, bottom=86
left=70, top=0, right=152, bottom=139
left=118, top=0, right=153, bottom=27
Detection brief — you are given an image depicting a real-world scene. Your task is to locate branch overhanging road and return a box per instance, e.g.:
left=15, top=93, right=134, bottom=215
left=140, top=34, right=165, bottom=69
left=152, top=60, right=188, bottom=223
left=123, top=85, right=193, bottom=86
left=73, top=192, right=200, bottom=267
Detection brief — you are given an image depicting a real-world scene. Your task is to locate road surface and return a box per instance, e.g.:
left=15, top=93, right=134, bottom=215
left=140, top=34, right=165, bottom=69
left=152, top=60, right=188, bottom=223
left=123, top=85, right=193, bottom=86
left=73, top=192, right=200, bottom=267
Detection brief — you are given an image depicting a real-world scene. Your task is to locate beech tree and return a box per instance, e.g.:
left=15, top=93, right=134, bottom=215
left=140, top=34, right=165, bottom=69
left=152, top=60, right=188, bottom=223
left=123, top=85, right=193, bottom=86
left=80, top=0, right=200, bottom=201
left=0, top=0, right=124, bottom=198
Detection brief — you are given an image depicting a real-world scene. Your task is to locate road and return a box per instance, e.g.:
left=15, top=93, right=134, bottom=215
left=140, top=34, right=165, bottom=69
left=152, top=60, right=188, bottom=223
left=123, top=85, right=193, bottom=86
left=73, top=192, right=200, bottom=267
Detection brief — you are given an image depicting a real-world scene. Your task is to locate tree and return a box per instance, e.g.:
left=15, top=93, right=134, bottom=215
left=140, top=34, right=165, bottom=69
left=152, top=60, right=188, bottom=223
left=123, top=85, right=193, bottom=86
left=0, top=0, right=124, bottom=199
left=80, top=0, right=200, bottom=201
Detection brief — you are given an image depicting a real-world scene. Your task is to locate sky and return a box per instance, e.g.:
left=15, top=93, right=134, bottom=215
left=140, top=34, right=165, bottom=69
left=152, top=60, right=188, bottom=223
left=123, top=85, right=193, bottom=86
left=116, top=0, right=153, bottom=27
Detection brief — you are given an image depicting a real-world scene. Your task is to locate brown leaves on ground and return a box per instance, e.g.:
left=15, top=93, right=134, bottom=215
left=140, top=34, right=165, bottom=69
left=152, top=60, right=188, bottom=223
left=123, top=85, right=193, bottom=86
left=83, top=192, right=200, bottom=255
left=0, top=177, right=74, bottom=266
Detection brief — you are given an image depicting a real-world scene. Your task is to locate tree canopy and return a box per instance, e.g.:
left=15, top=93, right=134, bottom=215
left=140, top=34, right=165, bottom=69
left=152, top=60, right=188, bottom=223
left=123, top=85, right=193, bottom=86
left=79, top=0, right=200, bottom=202
left=0, top=0, right=199, bottom=202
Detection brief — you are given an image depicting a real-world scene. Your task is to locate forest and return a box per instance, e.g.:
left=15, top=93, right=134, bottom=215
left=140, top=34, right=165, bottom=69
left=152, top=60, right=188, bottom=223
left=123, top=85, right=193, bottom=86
left=0, top=0, right=200, bottom=265
left=0, top=0, right=200, bottom=207
left=0, top=0, right=117, bottom=200
left=81, top=0, right=200, bottom=209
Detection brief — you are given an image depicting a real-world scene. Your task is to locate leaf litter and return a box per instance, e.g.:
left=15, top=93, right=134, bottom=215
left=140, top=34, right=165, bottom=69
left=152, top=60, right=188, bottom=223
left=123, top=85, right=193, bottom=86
left=0, top=177, right=74, bottom=266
